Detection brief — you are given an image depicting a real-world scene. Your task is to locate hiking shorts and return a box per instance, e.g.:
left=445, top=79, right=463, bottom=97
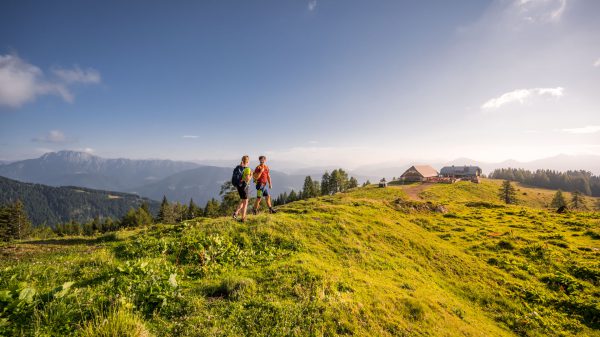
left=236, top=182, right=249, bottom=200
left=256, top=183, right=269, bottom=198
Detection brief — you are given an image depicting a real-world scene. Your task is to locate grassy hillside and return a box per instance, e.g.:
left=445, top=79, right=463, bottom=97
left=1, top=179, right=598, bottom=336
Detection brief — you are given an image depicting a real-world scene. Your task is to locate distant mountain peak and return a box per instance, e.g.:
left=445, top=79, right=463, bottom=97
left=40, top=150, right=97, bottom=161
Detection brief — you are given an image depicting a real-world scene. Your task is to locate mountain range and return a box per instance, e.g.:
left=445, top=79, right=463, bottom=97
left=0, top=151, right=199, bottom=191
left=0, top=151, right=312, bottom=205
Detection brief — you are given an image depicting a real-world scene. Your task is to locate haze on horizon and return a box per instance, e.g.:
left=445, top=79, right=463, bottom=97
left=1, top=0, right=599, bottom=167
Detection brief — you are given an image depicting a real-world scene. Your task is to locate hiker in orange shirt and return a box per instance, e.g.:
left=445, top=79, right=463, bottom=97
left=252, top=155, right=277, bottom=214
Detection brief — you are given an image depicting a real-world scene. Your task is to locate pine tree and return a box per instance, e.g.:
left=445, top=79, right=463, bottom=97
left=312, top=181, right=321, bottom=197
left=187, top=198, right=201, bottom=220
left=321, top=172, right=331, bottom=195
left=157, top=196, right=169, bottom=221
left=329, top=170, right=340, bottom=193
left=498, top=180, right=517, bottom=204
left=288, top=190, right=298, bottom=202
left=204, top=198, right=221, bottom=218
left=570, top=191, right=586, bottom=210
left=7, top=200, right=32, bottom=240
left=550, top=190, right=567, bottom=208
left=157, top=196, right=176, bottom=224
left=0, top=206, right=10, bottom=242
left=302, top=176, right=315, bottom=199
left=173, top=202, right=186, bottom=222
left=348, top=177, right=358, bottom=189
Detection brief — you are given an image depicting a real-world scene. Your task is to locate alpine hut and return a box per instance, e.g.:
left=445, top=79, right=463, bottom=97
left=439, top=165, right=482, bottom=183
left=400, top=165, right=439, bottom=182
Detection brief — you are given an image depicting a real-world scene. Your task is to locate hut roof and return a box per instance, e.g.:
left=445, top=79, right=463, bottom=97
left=439, top=165, right=482, bottom=175
left=401, top=165, right=438, bottom=178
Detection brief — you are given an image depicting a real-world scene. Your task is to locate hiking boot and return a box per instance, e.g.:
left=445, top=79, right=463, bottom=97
left=269, top=208, right=277, bottom=214
left=252, top=209, right=258, bottom=215
left=232, top=212, right=238, bottom=220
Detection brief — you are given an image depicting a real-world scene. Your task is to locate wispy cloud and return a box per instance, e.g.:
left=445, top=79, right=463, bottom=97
left=516, top=0, right=567, bottom=22
left=0, top=53, right=101, bottom=108
left=52, top=66, right=101, bottom=84
left=561, top=125, right=600, bottom=134
left=481, top=87, right=563, bottom=110
left=32, top=130, right=76, bottom=144
left=182, top=135, right=199, bottom=139
left=308, top=0, right=317, bottom=11
left=594, top=57, right=600, bottom=67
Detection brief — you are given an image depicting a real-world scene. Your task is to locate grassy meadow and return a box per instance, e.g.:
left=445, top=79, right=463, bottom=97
left=0, top=179, right=598, bottom=336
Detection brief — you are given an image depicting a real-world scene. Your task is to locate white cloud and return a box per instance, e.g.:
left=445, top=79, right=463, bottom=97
left=516, top=0, right=567, bottom=22
left=561, top=125, right=600, bottom=134
left=32, top=130, right=75, bottom=144
left=182, top=135, right=199, bottom=139
left=594, top=57, right=600, bottom=67
left=76, top=147, right=95, bottom=153
left=481, top=87, right=563, bottom=110
left=308, top=0, right=317, bottom=11
left=52, top=66, right=101, bottom=84
left=0, top=53, right=100, bottom=108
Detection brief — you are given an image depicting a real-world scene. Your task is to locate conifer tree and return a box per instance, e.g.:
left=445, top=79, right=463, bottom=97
left=550, top=190, right=567, bottom=208
left=0, top=206, right=10, bottom=242
left=312, top=181, right=321, bottom=197
left=570, top=191, right=586, bottom=210
left=348, top=177, right=358, bottom=189
left=302, top=176, right=315, bottom=199
left=321, top=172, right=331, bottom=195
left=7, top=200, right=31, bottom=240
left=157, top=196, right=175, bottom=224
left=204, top=198, right=221, bottom=218
left=288, top=190, right=298, bottom=202
left=498, top=180, right=517, bottom=204
left=187, top=198, right=201, bottom=219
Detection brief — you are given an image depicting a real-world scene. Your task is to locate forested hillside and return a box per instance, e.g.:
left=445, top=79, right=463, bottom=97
left=0, top=176, right=159, bottom=226
left=490, top=168, right=600, bottom=196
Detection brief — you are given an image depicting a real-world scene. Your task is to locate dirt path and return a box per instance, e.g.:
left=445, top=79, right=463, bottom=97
left=400, top=183, right=433, bottom=201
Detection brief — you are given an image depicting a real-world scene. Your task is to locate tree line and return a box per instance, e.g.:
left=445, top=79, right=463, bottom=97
left=1, top=168, right=361, bottom=240
left=490, top=168, right=600, bottom=196
left=274, top=169, right=359, bottom=206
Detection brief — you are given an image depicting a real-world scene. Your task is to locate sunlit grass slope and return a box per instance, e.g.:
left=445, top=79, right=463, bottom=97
left=1, top=180, right=598, bottom=336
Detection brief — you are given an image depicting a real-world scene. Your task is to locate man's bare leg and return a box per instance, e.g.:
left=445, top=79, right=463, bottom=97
left=253, top=197, right=261, bottom=213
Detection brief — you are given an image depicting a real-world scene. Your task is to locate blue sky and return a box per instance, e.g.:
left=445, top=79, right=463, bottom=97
left=1, top=0, right=599, bottom=167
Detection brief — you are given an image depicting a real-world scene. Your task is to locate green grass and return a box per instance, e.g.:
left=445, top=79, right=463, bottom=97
left=1, top=179, right=599, bottom=336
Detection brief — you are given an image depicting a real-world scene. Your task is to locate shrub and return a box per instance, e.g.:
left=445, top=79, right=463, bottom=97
left=401, top=298, right=426, bottom=321
left=79, top=307, right=151, bottom=337
left=497, top=240, right=515, bottom=250
left=203, top=276, right=257, bottom=300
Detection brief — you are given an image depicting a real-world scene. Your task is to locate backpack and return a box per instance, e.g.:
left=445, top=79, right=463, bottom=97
left=231, top=165, right=244, bottom=188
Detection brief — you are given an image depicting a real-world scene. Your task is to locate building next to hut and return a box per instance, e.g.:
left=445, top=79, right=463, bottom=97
left=439, top=165, right=482, bottom=178
left=400, top=165, right=439, bottom=182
